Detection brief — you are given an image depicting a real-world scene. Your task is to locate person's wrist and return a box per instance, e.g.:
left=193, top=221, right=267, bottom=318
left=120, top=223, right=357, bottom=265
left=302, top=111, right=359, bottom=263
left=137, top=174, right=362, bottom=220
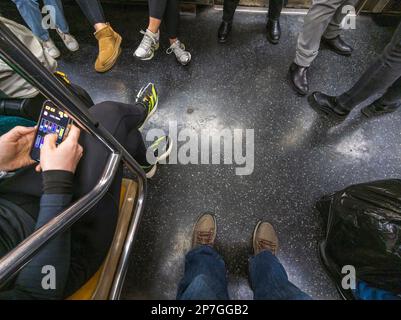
left=42, top=170, right=74, bottom=194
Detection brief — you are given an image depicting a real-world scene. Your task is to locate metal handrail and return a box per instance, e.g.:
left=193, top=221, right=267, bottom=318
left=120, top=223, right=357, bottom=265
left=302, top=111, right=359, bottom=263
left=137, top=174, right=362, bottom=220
left=0, top=20, right=147, bottom=299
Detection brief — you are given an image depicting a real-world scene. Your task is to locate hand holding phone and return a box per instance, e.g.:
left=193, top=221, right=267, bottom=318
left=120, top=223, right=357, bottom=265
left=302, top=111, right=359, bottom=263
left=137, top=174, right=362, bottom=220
left=36, top=125, right=83, bottom=174
left=30, top=100, right=72, bottom=162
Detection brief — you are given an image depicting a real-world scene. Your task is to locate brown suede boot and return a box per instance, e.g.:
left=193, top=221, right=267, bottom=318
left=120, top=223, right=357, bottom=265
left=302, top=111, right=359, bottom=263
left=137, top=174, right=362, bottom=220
left=94, top=24, right=122, bottom=73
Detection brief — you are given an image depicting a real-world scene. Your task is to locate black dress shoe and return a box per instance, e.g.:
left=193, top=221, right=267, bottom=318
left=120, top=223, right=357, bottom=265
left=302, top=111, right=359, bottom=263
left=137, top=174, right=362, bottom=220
left=308, top=92, right=350, bottom=120
left=266, top=19, right=281, bottom=44
left=288, top=63, right=309, bottom=96
left=361, top=101, right=400, bottom=118
left=322, top=36, right=353, bottom=56
left=218, top=21, right=232, bottom=44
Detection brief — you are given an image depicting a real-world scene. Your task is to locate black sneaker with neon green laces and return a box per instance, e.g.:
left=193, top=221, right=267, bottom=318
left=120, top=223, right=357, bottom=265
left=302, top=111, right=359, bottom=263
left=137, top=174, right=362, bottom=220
left=136, top=82, right=158, bottom=130
left=142, top=135, right=173, bottom=178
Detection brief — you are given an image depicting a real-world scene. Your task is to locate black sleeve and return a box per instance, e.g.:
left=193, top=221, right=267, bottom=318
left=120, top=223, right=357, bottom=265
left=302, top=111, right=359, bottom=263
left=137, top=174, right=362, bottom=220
left=42, top=170, right=74, bottom=194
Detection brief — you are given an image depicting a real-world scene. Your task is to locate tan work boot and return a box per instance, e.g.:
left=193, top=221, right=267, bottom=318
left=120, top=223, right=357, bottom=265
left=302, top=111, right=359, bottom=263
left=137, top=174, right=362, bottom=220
left=253, top=221, right=279, bottom=256
left=192, top=213, right=217, bottom=248
left=94, top=24, right=122, bottom=73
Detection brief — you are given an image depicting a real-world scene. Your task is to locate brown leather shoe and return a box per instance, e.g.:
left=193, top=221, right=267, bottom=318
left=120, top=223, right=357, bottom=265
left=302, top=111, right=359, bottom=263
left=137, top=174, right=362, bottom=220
left=94, top=24, right=122, bottom=73
left=192, top=213, right=217, bottom=248
left=253, top=221, right=279, bottom=256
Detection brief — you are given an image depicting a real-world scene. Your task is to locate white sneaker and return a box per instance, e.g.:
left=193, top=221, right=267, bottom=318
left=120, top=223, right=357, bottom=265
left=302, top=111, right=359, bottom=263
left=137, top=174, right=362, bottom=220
left=134, top=29, right=160, bottom=61
left=56, top=28, right=79, bottom=52
left=166, top=40, right=191, bottom=66
left=142, top=135, right=173, bottom=179
left=42, top=38, right=61, bottom=59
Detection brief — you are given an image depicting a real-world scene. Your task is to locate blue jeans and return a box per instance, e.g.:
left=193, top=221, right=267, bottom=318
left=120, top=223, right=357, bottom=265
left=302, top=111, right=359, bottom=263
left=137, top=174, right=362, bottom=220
left=177, top=246, right=311, bottom=300
left=12, top=0, right=69, bottom=41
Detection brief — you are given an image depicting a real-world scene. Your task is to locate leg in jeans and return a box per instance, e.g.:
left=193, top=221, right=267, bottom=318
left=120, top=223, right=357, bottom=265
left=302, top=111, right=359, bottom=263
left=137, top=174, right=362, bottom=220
left=177, top=246, right=230, bottom=300
left=75, top=0, right=106, bottom=26
left=323, top=0, right=358, bottom=39
left=12, top=0, right=51, bottom=41
left=249, top=251, right=311, bottom=300
left=44, top=0, right=70, bottom=34
left=223, top=0, right=240, bottom=23
left=295, top=0, right=351, bottom=67
left=337, top=22, right=401, bottom=109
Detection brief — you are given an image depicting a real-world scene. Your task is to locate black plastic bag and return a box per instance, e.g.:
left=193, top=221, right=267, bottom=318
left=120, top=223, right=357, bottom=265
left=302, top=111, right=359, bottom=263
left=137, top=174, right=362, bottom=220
left=317, top=179, right=401, bottom=299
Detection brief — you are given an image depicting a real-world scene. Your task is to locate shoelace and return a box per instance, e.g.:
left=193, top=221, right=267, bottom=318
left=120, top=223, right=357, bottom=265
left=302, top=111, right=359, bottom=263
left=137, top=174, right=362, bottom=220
left=257, top=239, right=277, bottom=253
left=196, top=231, right=214, bottom=245
left=139, top=30, right=157, bottom=51
left=166, top=41, right=186, bottom=58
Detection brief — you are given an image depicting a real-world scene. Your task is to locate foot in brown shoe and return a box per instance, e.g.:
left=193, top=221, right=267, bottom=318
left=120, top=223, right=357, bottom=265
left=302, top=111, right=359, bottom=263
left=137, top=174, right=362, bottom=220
left=192, top=213, right=217, bottom=249
left=253, top=221, right=279, bottom=256
left=94, top=23, right=122, bottom=73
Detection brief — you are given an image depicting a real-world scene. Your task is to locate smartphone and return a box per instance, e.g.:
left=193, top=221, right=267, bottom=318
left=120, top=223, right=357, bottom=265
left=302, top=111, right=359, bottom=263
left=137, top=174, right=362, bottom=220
left=30, top=100, right=72, bottom=162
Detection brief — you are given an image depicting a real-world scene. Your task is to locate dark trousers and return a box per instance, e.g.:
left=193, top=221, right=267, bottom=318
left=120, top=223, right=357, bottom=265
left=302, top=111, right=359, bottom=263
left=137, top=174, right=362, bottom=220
left=148, top=0, right=179, bottom=39
left=75, top=0, right=106, bottom=26
left=0, top=101, right=147, bottom=296
left=338, top=21, right=401, bottom=110
left=223, top=0, right=284, bottom=23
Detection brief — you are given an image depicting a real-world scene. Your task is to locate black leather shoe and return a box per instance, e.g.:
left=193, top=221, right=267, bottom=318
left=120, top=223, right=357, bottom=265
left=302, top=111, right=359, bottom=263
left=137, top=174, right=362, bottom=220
left=361, top=101, right=400, bottom=118
left=288, top=63, right=309, bottom=96
left=308, top=92, right=350, bottom=120
left=218, top=21, right=232, bottom=44
left=322, top=36, right=353, bottom=56
left=266, top=19, right=281, bottom=44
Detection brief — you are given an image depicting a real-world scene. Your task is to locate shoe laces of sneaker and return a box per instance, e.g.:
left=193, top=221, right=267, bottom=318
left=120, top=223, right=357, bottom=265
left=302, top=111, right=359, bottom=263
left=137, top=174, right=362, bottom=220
left=166, top=40, right=186, bottom=57
left=139, top=30, right=157, bottom=51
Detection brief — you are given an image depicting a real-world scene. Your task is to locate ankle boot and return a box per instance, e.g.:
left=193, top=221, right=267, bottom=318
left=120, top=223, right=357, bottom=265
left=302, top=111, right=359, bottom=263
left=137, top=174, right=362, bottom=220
left=218, top=21, right=232, bottom=44
left=266, top=19, right=281, bottom=44
left=94, top=24, right=122, bottom=73
left=266, top=0, right=283, bottom=44
left=289, top=63, right=309, bottom=96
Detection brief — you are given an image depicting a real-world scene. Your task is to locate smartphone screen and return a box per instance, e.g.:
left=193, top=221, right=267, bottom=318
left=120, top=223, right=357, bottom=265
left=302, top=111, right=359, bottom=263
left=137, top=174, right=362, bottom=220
left=30, top=100, right=71, bottom=162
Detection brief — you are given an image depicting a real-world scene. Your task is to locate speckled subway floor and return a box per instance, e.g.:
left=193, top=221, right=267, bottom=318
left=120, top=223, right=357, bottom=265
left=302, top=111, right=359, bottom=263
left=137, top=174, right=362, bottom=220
left=2, top=3, right=400, bottom=300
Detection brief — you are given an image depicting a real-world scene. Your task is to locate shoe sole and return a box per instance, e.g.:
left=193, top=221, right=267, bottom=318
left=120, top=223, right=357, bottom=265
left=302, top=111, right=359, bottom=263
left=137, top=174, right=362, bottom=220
left=287, top=71, right=308, bottom=96
left=252, top=221, right=263, bottom=255
left=308, top=95, right=347, bottom=121
left=361, top=107, right=396, bottom=118
left=134, top=43, right=160, bottom=61
left=95, top=34, right=122, bottom=73
left=156, top=136, right=174, bottom=163
left=138, top=93, right=158, bottom=131
left=146, top=137, right=173, bottom=179
left=191, top=213, right=217, bottom=248
left=145, top=164, right=157, bottom=179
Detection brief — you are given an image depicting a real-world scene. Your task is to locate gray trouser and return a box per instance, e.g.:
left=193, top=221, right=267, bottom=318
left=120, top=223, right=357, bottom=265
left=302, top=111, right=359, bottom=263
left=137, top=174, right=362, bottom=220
left=294, top=0, right=358, bottom=67
left=338, top=22, right=401, bottom=109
